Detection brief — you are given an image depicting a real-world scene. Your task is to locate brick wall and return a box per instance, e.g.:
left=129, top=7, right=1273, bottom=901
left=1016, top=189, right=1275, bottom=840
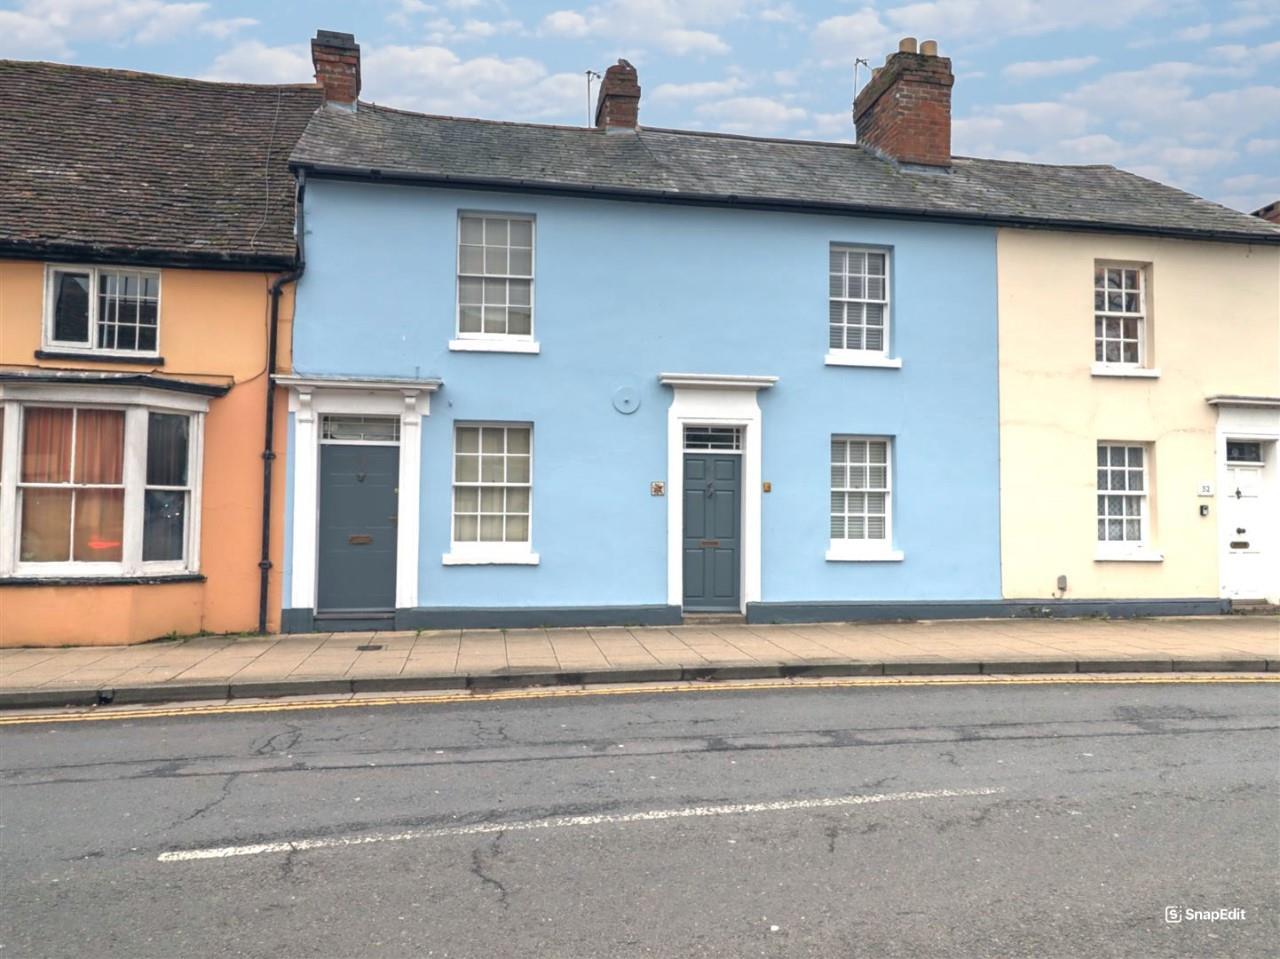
left=853, top=50, right=954, bottom=167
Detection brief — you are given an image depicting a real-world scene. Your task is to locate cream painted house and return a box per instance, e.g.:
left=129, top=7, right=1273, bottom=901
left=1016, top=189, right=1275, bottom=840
left=998, top=228, right=1280, bottom=607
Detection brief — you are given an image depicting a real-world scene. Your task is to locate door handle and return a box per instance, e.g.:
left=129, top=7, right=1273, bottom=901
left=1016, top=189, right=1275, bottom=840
left=706, top=482, right=714, bottom=497
left=1236, top=527, right=1246, bottom=534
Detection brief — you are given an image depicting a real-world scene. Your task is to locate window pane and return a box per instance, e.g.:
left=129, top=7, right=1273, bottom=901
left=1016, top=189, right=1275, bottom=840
left=19, top=489, right=71, bottom=561
left=483, top=306, right=506, bottom=333
left=508, top=308, right=532, bottom=335
left=507, top=487, right=530, bottom=512
left=505, top=515, right=529, bottom=541
left=459, top=305, right=482, bottom=333
left=21, top=407, right=72, bottom=483
left=509, top=248, right=532, bottom=276
left=480, top=487, right=504, bottom=512
left=484, top=246, right=508, bottom=274
left=506, top=428, right=531, bottom=454
left=460, top=245, right=484, bottom=273
left=455, top=514, right=478, bottom=541
left=74, top=409, right=125, bottom=484
left=509, top=219, right=533, bottom=247
left=480, top=455, right=504, bottom=482
left=147, top=413, right=189, bottom=486
left=455, top=454, right=478, bottom=482
left=509, top=279, right=531, bottom=306
left=459, top=277, right=483, bottom=305
left=460, top=217, right=483, bottom=244
left=481, top=428, right=505, bottom=453
left=72, top=488, right=124, bottom=562
left=455, top=487, right=479, bottom=512
left=143, top=490, right=186, bottom=561
left=483, top=218, right=508, bottom=245
left=52, top=272, right=91, bottom=343
left=479, top=514, right=503, bottom=541
left=507, top=455, right=530, bottom=483
left=456, top=427, right=480, bottom=453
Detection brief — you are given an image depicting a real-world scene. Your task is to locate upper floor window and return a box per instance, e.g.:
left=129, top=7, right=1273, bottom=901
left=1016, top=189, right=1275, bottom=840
left=456, top=215, right=534, bottom=346
left=45, top=266, right=160, bottom=356
left=827, top=247, right=899, bottom=368
left=1094, top=264, right=1146, bottom=367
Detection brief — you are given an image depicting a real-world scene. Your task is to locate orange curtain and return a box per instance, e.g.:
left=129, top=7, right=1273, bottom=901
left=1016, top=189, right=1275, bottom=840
left=21, top=407, right=72, bottom=483
left=74, top=409, right=125, bottom=484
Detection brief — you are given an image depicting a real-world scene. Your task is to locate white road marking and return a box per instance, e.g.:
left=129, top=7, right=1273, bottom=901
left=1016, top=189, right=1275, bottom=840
left=158, top=785, right=1005, bottom=863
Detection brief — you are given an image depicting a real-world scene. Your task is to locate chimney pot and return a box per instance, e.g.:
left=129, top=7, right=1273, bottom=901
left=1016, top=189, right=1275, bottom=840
left=311, top=29, right=361, bottom=109
left=594, top=58, right=641, bottom=131
left=853, top=39, right=954, bottom=167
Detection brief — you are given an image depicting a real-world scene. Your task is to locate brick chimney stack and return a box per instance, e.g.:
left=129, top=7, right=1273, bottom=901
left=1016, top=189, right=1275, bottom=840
left=594, top=59, right=641, bottom=131
left=312, top=30, right=361, bottom=109
left=853, top=37, right=954, bottom=167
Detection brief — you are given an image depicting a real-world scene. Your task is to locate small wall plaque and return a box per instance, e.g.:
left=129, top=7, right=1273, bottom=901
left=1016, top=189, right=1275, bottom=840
left=650, top=481, right=665, bottom=496
left=1197, top=483, right=1214, bottom=497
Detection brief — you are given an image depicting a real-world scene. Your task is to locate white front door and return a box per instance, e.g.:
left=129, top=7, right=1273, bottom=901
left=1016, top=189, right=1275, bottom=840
left=1220, top=441, right=1269, bottom=600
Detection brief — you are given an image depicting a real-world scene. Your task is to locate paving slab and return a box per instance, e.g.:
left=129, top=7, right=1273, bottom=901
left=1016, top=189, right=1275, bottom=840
left=0, top=615, right=1274, bottom=708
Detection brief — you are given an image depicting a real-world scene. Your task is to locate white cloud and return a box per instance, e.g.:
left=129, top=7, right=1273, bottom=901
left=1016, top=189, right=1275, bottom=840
left=812, top=9, right=892, bottom=67
left=759, top=4, right=802, bottom=25
left=540, top=10, right=591, bottom=37
left=1246, top=137, right=1280, bottom=155
left=202, top=41, right=311, bottom=84
left=533, top=0, right=740, bottom=57
left=650, top=77, right=747, bottom=100
left=696, top=95, right=806, bottom=134
left=1002, top=56, right=1099, bottom=79
left=424, top=17, right=522, bottom=44
left=0, top=0, right=219, bottom=56
left=883, top=0, right=1173, bottom=40
left=660, top=28, right=729, bottom=55
left=199, top=17, right=258, bottom=40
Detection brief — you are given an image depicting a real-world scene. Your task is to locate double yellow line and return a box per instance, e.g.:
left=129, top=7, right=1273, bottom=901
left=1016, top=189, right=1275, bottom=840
left=0, top=673, right=1273, bottom=726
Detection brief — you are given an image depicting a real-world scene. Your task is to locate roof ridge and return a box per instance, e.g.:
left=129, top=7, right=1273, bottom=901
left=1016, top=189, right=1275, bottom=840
left=0, top=58, right=320, bottom=92
left=953, top=155, right=1116, bottom=171
left=358, top=100, right=601, bottom=135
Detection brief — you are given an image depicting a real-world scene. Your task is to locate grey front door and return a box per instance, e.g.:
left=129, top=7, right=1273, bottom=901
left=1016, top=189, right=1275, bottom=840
left=317, top=444, right=399, bottom=613
left=683, top=453, right=741, bottom=611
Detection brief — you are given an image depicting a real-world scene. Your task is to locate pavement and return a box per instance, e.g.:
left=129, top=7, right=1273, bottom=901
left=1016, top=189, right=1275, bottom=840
left=1, top=615, right=1276, bottom=709
left=2, top=679, right=1276, bottom=958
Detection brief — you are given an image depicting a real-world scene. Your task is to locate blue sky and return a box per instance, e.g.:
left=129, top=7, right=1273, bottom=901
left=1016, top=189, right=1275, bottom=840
left=2, top=0, right=1277, bottom=211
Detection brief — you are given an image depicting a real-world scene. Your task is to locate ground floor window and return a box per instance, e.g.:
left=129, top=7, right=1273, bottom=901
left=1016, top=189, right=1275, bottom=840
left=452, top=423, right=532, bottom=544
left=831, top=436, right=891, bottom=542
left=0, top=398, right=203, bottom=577
left=1097, top=442, right=1148, bottom=546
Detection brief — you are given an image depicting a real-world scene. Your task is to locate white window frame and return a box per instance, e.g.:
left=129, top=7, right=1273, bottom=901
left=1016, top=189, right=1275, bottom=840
left=43, top=264, right=163, bottom=358
left=826, top=435, right=904, bottom=562
left=825, top=245, right=900, bottom=369
left=0, top=385, right=206, bottom=579
left=1095, top=441, right=1162, bottom=562
left=1091, top=262, right=1158, bottom=378
left=443, top=421, right=538, bottom=566
left=449, top=212, right=540, bottom=355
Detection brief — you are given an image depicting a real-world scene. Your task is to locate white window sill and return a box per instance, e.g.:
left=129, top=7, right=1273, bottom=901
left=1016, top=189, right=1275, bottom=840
left=825, top=544, right=905, bottom=562
left=41, top=345, right=161, bottom=361
left=448, top=338, right=540, bottom=354
left=1094, top=548, right=1163, bottom=563
left=442, top=547, right=540, bottom=566
left=1091, top=364, right=1160, bottom=379
left=824, top=351, right=902, bottom=369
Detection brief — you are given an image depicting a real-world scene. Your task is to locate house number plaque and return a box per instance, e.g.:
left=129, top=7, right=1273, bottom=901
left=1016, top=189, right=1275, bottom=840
left=650, top=481, right=665, bottom=496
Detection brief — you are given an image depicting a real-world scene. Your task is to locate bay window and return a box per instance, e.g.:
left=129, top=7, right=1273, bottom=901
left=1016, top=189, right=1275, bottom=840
left=0, top=393, right=204, bottom=578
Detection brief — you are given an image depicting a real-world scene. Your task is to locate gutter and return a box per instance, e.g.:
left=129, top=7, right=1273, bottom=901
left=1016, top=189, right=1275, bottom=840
left=290, top=161, right=1280, bottom=247
left=258, top=170, right=307, bottom=635
left=0, top=240, right=296, bottom=273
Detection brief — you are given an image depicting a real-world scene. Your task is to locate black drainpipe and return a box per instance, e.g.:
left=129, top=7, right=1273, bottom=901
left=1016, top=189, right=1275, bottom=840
left=258, top=170, right=307, bottom=634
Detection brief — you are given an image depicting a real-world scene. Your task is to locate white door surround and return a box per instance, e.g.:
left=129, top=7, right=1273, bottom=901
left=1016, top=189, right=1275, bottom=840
left=279, top=375, right=441, bottom=612
left=659, top=373, right=777, bottom=611
left=1209, top=397, right=1279, bottom=603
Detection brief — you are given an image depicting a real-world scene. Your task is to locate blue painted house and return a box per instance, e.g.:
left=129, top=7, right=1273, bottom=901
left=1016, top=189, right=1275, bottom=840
left=279, top=32, right=1009, bottom=631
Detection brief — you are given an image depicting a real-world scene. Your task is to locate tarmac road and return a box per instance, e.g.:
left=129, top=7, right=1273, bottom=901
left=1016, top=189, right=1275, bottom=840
left=1, top=678, right=1277, bottom=958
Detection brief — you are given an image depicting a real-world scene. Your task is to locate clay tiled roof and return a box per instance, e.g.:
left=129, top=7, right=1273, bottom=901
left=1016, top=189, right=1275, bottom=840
left=0, top=60, right=323, bottom=268
left=292, top=103, right=1280, bottom=244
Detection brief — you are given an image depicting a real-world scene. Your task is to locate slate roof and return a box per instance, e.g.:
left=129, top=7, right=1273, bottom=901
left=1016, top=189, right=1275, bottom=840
left=291, top=103, right=1280, bottom=244
left=0, top=60, right=323, bottom=268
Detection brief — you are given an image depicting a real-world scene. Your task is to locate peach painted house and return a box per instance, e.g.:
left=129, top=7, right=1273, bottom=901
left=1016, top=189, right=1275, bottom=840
left=0, top=61, right=320, bottom=646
